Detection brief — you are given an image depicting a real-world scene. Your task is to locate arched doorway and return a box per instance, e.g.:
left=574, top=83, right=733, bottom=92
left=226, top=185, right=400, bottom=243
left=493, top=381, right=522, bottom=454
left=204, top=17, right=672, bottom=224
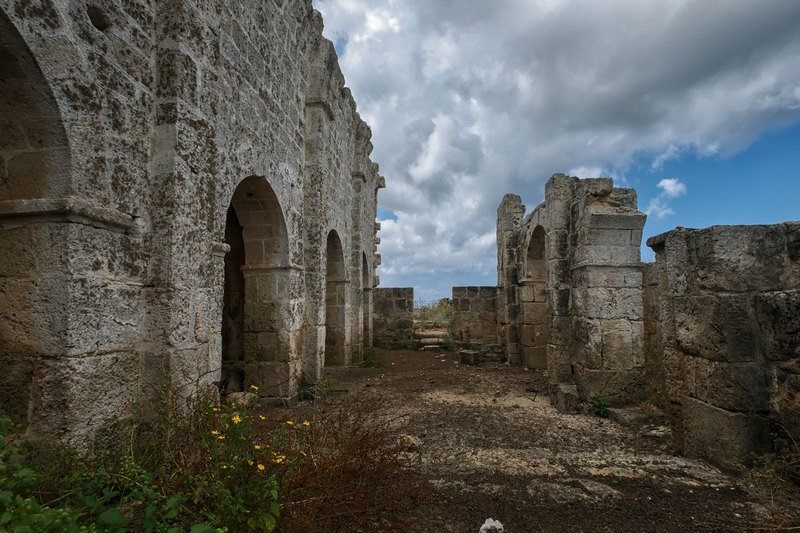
left=521, top=225, right=548, bottom=369
left=221, top=176, right=290, bottom=393
left=325, top=230, right=347, bottom=366
left=362, top=253, right=372, bottom=348
left=0, top=11, right=71, bottom=423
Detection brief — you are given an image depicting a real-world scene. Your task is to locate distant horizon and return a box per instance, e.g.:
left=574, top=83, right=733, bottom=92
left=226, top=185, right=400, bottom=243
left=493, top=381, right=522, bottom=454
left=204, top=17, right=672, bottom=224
left=315, top=0, right=800, bottom=302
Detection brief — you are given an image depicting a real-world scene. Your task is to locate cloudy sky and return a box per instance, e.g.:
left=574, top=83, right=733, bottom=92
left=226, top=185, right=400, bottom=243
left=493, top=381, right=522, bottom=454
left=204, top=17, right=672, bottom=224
left=313, top=0, right=800, bottom=301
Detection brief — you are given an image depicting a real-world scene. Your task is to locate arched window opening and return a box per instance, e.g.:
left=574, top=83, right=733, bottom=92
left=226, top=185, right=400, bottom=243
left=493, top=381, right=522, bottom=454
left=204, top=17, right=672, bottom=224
left=221, top=176, right=289, bottom=393
left=325, top=231, right=346, bottom=366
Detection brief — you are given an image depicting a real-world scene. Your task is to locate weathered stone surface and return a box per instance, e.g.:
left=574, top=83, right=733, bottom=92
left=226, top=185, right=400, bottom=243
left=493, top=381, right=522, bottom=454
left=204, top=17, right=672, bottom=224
left=496, top=174, right=647, bottom=408
left=0, top=2, right=383, bottom=450
left=754, top=290, right=800, bottom=361
left=648, top=223, right=799, bottom=469
left=372, top=288, right=414, bottom=348
left=682, top=396, right=770, bottom=470
left=452, top=286, right=498, bottom=350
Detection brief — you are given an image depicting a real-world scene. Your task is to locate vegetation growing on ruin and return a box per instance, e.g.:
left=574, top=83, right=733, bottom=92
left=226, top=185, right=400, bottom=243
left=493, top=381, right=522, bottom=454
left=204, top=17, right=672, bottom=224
left=413, top=298, right=453, bottom=329
left=0, top=393, right=426, bottom=531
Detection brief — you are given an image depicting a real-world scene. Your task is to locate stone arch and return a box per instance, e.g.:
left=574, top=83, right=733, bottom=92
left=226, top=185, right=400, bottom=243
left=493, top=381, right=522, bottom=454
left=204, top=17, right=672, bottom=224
left=362, top=252, right=372, bottom=348
left=325, top=230, right=347, bottom=366
left=0, top=12, right=71, bottom=201
left=0, top=12, right=72, bottom=424
left=521, top=225, right=549, bottom=369
left=221, top=176, right=290, bottom=393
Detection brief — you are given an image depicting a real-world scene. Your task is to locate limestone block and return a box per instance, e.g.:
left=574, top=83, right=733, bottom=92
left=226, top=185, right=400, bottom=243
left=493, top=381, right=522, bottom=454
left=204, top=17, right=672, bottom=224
left=520, top=324, right=535, bottom=346
left=582, top=228, right=635, bottom=248
left=523, top=346, right=547, bottom=369
left=519, top=284, right=535, bottom=303
left=574, top=243, right=640, bottom=265
left=574, top=366, right=646, bottom=405
left=599, top=319, right=635, bottom=371
left=552, top=383, right=581, bottom=413
left=684, top=357, right=768, bottom=412
left=572, top=287, right=642, bottom=320
left=548, top=259, right=571, bottom=284
left=550, top=289, right=571, bottom=316
left=547, top=346, right=573, bottom=384
left=522, top=302, right=547, bottom=325
left=586, top=213, right=646, bottom=231
left=574, top=318, right=602, bottom=370
left=549, top=316, right=573, bottom=346
left=673, top=294, right=758, bottom=362
left=27, top=352, right=140, bottom=451
left=243, top=361, right=295, bottom=398
left=682, top=396, right=770, bottom=469
left=663, top=225, right=798, bottom=294
left=578, top=267, right=642, bottom=289
left=533, top=283, right=547, bottom=303
left=754, top=290, right=800, bottom=361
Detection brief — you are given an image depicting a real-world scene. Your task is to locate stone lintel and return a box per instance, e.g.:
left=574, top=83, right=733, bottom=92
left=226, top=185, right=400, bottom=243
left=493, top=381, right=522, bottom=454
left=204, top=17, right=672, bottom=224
left=571, top=260, right=644, bottom=271
left=587, top=212, right=646, bottom=230
left=0, top=197, right=136, bottom=234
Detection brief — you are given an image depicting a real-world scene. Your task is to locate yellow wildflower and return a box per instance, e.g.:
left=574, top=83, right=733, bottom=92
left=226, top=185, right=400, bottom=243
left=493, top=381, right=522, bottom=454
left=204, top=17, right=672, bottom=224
left=286, top=420, right=294, bottom=425
left=211, top=430, right=220, bottom=436
left=302, top=420, right=310, bottom=426
left=217, top=435, right=225, bottom=440
left=232, top=414, right=242, bottom=424
left=250, top=384, right=259, bottom=391
left=258, top=415, right=266, bottom=421
left=257, top=464, right=265, bottom=471
left=248, top=460, right=254, bottom=466
left=254, top=444, right=261, bottom=450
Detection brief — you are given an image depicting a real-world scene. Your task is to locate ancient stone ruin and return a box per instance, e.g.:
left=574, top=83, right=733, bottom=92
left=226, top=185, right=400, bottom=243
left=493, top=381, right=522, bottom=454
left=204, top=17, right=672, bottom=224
left=1, top=1, right=798, bottom=477
left=446, top=173, right=799, bottom=469
left=0, top=0, right=382, bottom=450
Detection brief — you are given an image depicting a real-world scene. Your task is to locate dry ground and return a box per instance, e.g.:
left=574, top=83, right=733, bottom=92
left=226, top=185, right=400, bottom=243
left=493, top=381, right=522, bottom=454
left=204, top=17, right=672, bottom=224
left=279, top=349, right=800, bottom=532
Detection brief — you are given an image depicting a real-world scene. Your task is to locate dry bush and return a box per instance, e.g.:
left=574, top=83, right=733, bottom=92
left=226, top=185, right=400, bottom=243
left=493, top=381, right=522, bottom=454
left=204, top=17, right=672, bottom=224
left=272, top=396, right=435, bottom=532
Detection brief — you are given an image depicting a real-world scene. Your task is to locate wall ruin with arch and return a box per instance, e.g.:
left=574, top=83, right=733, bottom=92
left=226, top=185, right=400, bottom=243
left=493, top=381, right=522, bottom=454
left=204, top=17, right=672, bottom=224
left=0, top=0, right=382, bottom=450
left=496, top=174, right=647, bottom=407
left=484, top=173, right=799, bottom=468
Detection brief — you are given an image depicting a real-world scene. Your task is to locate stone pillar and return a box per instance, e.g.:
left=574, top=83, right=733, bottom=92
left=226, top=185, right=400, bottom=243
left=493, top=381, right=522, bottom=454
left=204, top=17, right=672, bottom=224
left=496, top=194, right=525, bottom=363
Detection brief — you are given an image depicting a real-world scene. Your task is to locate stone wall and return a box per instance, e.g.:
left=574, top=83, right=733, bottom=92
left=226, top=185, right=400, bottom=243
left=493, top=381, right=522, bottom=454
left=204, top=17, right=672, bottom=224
left=372, top=288, right=414, bottom=349
left=497, top=174, right=647, bottom=407
left=451, top=286, right=499, bottom=350
left=0, top=1, right=382, bottom=450
left=647, top=224, right=800, bottom=469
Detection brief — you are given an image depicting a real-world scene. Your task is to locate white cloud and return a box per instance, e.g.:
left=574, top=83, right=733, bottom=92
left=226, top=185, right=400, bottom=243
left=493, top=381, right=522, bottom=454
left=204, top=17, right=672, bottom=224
left=646, top=178, right=687, bottom=219
left=645, top=198, right=676, bottom=220
left=657, top=178, right=687, bottom=198
left=314, top=0, right=800, bottom=296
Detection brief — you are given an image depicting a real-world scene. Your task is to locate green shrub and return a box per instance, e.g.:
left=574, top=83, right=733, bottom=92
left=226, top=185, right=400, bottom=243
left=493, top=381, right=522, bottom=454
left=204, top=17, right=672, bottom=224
left=591, top=395, right=610, bottom=418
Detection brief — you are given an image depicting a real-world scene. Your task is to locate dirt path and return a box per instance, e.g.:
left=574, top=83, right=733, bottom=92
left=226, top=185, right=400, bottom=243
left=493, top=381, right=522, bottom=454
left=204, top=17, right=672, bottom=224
left=289, top=349, right=799, bottom=532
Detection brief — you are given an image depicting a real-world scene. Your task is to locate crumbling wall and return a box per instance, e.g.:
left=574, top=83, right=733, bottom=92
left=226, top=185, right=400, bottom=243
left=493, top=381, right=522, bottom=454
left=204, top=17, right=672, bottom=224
left=451, top=286, right=499, bottom=350
left=372, top=288, right=414, bottom=349
left=497, top=174, right=647, bottom=407
left=647, top=224, right=800, bottom=469
left=0, top=1, right=382, bottom=450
